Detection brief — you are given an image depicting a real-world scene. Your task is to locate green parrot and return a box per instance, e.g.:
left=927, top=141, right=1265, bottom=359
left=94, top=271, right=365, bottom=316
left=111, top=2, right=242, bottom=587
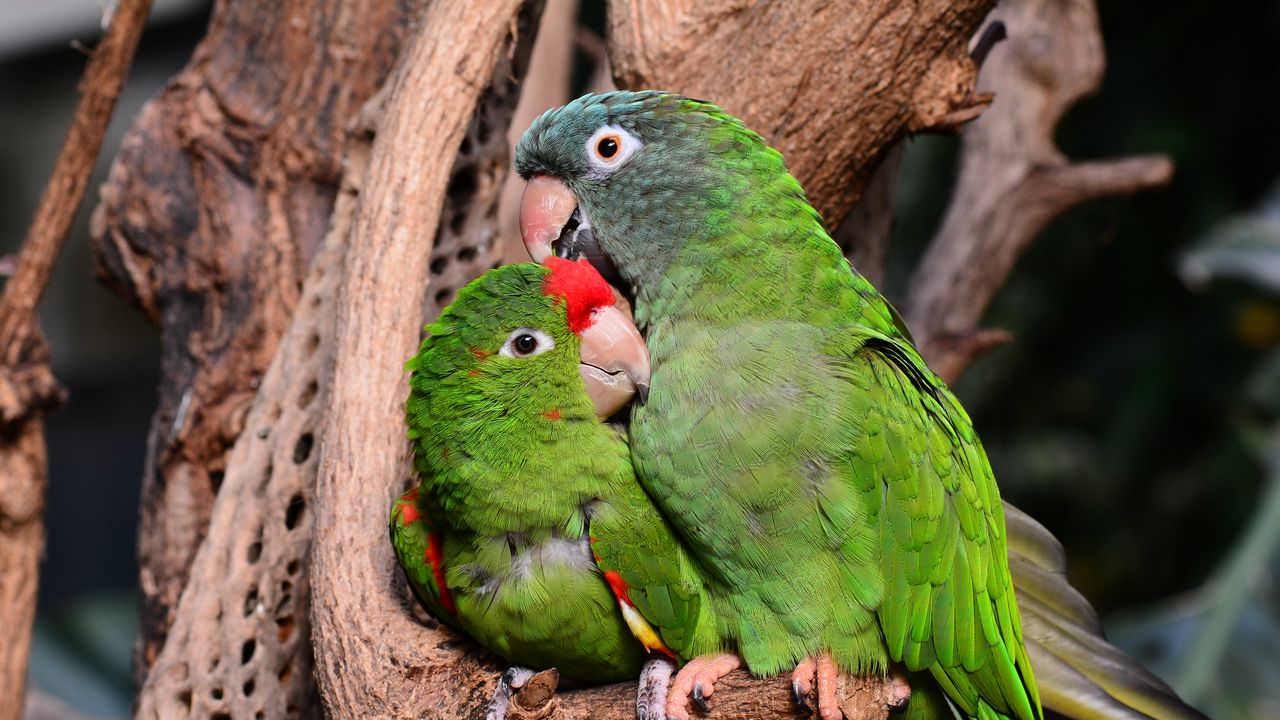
left=513, top=91, right=1206, bottom=720
left=389, top=258, right=719, bottom=719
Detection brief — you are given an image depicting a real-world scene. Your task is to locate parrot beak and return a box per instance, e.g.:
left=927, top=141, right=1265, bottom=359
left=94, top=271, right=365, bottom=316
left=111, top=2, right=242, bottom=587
left=520, top=175, right=578, bottom=262
left=521, top=175, right=630, bottom=291
left=578, top=305, right=651, bottom=418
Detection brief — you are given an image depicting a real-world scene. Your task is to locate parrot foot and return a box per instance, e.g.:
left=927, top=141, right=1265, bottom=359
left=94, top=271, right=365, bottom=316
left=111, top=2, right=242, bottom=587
left=486, top=666, right=560, bottom=720
left=637, top=656, right=675, bottom=720
left=792, top=657, right=913, bottom=720
left=665, top=652, right=741, bottom=720
left=791, top=652, right=842, bottom=720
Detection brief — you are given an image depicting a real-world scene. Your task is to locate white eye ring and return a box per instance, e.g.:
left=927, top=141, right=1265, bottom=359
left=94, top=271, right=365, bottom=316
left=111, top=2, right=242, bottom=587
left=499, top=328, right=555, bottom=358
left=584, top=124, right=641, bottom=178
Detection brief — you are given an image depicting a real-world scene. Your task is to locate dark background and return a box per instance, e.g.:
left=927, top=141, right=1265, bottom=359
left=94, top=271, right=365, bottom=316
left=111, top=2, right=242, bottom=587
left=2, top=1, right=1276, bottom=717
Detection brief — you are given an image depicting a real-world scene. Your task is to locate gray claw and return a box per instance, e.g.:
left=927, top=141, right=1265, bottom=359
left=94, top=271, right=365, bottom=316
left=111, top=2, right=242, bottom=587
left=691, top=683, right=711, bottom=713
left=486, top=666, right=536, bottom=720
left=791, top=680, right=809, bottom=708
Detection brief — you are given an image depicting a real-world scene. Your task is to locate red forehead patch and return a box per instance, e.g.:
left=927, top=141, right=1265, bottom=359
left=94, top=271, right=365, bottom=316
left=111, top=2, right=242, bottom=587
left=542, top=257, right=616, bottom=334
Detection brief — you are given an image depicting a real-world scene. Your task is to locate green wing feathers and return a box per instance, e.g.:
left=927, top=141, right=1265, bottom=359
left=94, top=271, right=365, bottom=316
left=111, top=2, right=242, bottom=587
left=843, top=333, right=1041, bottom=720
left=587, top=496, right=719, bottom=660
left=388, top=487, right=462, bottom=633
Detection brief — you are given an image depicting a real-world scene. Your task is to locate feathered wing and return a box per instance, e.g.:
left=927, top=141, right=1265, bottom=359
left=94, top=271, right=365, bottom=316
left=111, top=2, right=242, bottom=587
left=587, top=489, right=719, bottom=661
left=388, top=487, right=462, bottom=633
left=837, top=330, right=1041, bottom=720
left=1004, top=503, right=1209, bottom=720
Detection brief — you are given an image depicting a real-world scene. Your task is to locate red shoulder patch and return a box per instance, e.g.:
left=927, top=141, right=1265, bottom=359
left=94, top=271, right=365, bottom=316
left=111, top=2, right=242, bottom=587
left=394, top=488, right=422, bottom=526
left=602, top=570, right=633, bottom=608
left=424, top=530, right=457, bottom=614
left=542, top=257, right=616, bottom=334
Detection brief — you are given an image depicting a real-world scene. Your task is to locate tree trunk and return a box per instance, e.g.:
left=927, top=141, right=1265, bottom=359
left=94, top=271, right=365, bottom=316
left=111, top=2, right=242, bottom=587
left=91, top=0, right=414, bottom=677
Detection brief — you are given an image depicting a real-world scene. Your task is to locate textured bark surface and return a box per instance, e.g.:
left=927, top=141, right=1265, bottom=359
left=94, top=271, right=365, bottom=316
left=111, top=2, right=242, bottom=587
left=607, top=0, right=997, bottom=229
left=89, top=0, right=413, bottom=676
left=902, top=0, right=1174, bottom=382
left=308, top=1, right=547, bottom=716
left=0, top=2, right=153, bottom=717
left=133, top=5, right=538, bottom=713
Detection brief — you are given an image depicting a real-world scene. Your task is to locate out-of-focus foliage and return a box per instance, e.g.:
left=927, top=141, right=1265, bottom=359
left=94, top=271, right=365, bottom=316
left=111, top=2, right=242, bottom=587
left=1100, top=185, right=1280, bottom=720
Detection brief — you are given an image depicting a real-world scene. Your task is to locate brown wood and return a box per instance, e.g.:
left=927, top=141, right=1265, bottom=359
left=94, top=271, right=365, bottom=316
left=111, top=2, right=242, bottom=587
left=902, top=0, right=1174, bottom=382
left=132, top=1, right=540, bottom=713
left=606, top=0, right=996, bottom=229
left=0, top=2, right=154, bottom=718
left=90, top=0, right=414, bottom=676
left=308, top=1, right=547, bottom=716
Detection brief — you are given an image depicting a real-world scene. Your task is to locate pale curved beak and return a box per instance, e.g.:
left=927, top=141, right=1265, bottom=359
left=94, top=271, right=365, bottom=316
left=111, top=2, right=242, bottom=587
left=520, top=175, right=578, bottom=262
left=578, top=305, right=651, bottom=418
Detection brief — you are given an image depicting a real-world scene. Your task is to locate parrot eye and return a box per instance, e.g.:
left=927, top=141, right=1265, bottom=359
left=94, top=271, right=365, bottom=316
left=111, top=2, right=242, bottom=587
left=499, top=328, right=554, bottom=358
left=584, top=125, right=641, bottom=177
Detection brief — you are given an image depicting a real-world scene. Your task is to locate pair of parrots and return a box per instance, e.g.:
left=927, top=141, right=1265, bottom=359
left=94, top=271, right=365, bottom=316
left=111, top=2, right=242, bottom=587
left=390, top=91, right=1205, bottom=720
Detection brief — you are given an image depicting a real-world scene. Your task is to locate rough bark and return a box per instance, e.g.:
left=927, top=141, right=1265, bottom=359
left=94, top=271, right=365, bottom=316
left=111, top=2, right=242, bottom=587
left=131, top=1, right=539, bottom=711
left=90, top=0, right=413, bottom=676
left=308, top=1, right=548, bottom=716
left=902, top=0, right=1174, bottom=382
left=0, top=2, right=153, bottom=717
left=606, top=0, right=997, bottom=229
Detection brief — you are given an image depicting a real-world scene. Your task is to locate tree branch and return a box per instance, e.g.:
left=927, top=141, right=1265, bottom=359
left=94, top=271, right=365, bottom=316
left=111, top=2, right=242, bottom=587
left=0, top=1, right=154, bottom=717
left=606, top=0, right=996, bottom=228
left=308, top=1, right=547, bottom=715
left=902, top=0, right=1174, bottom=383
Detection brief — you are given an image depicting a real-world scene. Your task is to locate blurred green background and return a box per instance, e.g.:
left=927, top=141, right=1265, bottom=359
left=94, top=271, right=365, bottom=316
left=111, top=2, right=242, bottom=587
left=2, top=1, right=1277, bottom=717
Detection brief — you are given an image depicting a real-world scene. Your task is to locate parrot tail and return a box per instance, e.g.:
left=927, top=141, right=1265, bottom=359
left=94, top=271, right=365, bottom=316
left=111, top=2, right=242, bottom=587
left=1003, top=502, right=1209, bottom=720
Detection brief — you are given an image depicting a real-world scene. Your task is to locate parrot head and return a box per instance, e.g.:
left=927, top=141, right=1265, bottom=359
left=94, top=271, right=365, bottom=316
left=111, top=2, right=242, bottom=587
left=514, top=91, right=794, bottom=299
left=408, top=259, right=649, bottom=421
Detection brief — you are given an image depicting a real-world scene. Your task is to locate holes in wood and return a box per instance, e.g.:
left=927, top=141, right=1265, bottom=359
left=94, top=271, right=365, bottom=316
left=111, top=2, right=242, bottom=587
left=209, top=470, right=225, bottom=493
left=246, top=540, right=262, bottom=564
left=448, top=166, right=477, bottom=205
left=434, top=287, right=454, bottom=307
left=275, top=588, right=292, bottom=617
left=297, top=379, right=318, bottom=409
left=430, top=256, right=449, bottom=275
left=304, top=332, right=321, bottom=357
left=243, top=677, right=256, bottom=697
left=286, top=558, right=300, bottom=575
left=211, top=687, right=224, bottom=701
left=277, top=614, right=296, bottom=643
left=212, top=713, right=230, bottom=720
left=241, top=638, right=256, bottom=665
left=278, top=663, right=293, bottom=687
left=293, top=433, right=314, bottom=464
left=179, top=689, right=191, bottom=711
left=285, top=493, right=306, bottom=530
left=456, top=245, right=478, bottom=263
left=244, top=586, right=260, bottom=617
